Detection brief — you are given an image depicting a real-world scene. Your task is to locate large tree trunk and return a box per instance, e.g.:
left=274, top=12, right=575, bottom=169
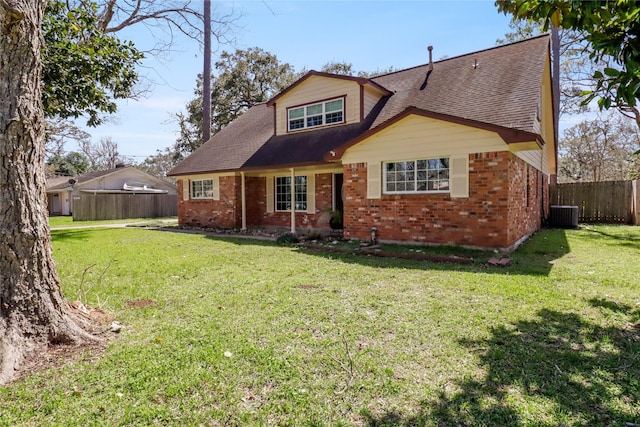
left=0, top=0, right=98, bottom=384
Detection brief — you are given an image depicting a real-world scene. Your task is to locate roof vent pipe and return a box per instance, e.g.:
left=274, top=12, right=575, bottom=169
left=420, top=46, right=434, bottom=91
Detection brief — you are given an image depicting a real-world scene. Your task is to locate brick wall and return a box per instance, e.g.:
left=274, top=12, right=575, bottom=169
left=258, top=173, right=334, bottom=232
left=342, top=152, right=543, bottom=250
left=179, top=173, right=335, bottom=232
left=177, top=176, right=241, bottom=228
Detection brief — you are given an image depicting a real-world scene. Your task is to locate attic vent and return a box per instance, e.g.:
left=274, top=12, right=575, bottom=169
left=549, top=205, right=579, bottom=228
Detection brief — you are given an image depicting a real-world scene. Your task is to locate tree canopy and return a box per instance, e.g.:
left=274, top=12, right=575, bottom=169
left=496, top=0, right=640, bottom=125
left=174, top=47, right=298, bottom=156
left=558, top=113, right=640, bottom=182
left=42, top=0, right=144, bottom=127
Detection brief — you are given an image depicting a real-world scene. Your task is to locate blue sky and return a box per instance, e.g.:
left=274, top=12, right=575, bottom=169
left=75, top=1, right=520, bottom=160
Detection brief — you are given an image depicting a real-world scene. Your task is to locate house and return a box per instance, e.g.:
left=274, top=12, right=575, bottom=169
left=47, top=165, right=178, bottom=220
left=168, top=35, right=557, bottom=250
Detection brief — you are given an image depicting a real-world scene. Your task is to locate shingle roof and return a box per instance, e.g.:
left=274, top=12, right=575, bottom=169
left=168, top=35, right=550, bottom=176
left=46, top=168, right=119, bottom=191
left=369, top=34, right=549, bottom=133
left=168, top=103, right=274, bottom=175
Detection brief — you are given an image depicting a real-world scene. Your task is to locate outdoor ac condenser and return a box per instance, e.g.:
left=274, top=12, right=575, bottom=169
left=549, top=205, right=579, bottom=228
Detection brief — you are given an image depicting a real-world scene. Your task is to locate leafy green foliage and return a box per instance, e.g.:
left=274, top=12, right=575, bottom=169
left=46, top=151, right=90, bottom=177
left=174, top=48, right=297, bottom=156
left=497, top=0, right=640, bottom=119
left=42, top=1, right=144, bottom=127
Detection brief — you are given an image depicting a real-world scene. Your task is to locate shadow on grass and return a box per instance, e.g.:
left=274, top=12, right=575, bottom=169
left=50, top=229, right=105, bottom=242
left=364, top=305, right=640, bottom=426
left=579, top=225, right=640, bottom=250
left=291, top=228, right=573, bottom=277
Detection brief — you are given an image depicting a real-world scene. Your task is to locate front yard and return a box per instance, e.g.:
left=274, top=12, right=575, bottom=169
left=0, top=224, right=638, bottom=425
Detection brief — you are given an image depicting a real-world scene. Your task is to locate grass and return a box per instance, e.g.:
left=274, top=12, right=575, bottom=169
left=48, top=216, right=177, bottom=228
left=0, top=224, right=638, bottom=426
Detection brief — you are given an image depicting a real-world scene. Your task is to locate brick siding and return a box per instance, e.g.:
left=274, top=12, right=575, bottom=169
left=342, top=152, right=542, bottom=249
left=177, top=176, right=241, bottom=228
left=178, top=154, right=543, bottom=249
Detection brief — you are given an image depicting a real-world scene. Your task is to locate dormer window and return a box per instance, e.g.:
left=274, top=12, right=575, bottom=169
left=287, top=97, right=345, bottom=131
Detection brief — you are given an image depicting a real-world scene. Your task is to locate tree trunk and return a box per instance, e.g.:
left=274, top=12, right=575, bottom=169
left=202, top=0, right=212, bottom=143
left=0, top=0, right=98, bottom=384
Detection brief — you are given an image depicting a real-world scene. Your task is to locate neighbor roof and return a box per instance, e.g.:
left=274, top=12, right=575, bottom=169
left=46, top=168, right=120, bottom=192
left=168, top=34, right=550, bottom=177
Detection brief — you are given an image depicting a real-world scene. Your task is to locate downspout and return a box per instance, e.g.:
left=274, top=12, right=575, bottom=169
left=290, top=168, right=296, bottom=234
left=240, top=172, right=247, bottom=230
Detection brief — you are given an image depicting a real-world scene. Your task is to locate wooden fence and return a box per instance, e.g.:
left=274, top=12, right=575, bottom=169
left=72, top=193, right=177, bottom=221
left=549, top=180, right=639, bottom=225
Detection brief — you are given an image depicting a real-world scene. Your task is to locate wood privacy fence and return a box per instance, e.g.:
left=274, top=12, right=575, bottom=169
left=549, top=180, right=639, bottom=225
left=73, top=193, right=178, bottom=221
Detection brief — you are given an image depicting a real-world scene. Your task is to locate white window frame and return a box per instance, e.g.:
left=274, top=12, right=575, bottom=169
left=287, top=97, right=345, bottom=131
left=191, top=179, right=214, bottom=199
left=383, top=157, right=450, bottom=194
left=275, top=176, right=307, bottom=211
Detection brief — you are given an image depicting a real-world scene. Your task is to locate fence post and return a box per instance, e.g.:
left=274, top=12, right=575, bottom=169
left=633, top=180, right=639, bottom=225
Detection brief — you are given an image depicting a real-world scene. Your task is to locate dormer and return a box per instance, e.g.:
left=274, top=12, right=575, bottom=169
left=267, top=71, right=391, bottom=136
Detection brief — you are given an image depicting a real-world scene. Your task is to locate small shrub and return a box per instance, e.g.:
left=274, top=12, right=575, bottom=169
left=277, top=233, right=300, bottom=245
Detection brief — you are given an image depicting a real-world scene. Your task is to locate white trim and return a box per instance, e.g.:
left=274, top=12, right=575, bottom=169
left=287, top=97, right=345, bottom=131
left=241, top=172, right=247, bottom=230
left=190, top=178, right=215, bottom=199
left=382, top=157, right=451, bottom=195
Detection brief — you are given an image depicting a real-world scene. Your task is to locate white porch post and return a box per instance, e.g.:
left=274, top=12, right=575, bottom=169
left=290, top=168, right=296, bottom=234
left=240, top=172, right=247, bottom=231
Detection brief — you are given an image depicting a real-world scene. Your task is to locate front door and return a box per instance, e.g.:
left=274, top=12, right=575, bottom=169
left=333, top=173, right=344, bottom=228
left=51, top=193, right=60, bottom=214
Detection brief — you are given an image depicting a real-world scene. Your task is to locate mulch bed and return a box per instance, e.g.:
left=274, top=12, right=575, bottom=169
left=297, top=243, right=475, bottom=264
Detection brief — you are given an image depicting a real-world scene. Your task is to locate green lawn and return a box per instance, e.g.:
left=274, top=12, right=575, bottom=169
left=0, top=224, right=638, bottom=426
left=48, top=216, right=177, bottom=228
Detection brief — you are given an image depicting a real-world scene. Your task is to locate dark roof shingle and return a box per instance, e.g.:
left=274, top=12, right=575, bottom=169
left=169, top=35, right=550, bottom=176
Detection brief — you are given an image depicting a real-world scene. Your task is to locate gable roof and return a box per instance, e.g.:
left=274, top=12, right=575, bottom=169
left=169, top=35, right=551, bottom=177
left=368, top=34, right=549, bottom=134
left=47, top=168, right=120, bottom=192
left=47, top=166, right=176, bottom=192
left=266, top=70, right=392, bottom=107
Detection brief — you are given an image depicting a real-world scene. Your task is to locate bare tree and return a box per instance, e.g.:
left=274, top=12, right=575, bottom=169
left=80, top=136, right=132, bottom=170
left=89, top=0, right=237, bottom=57
left=45, top=118, right=91, bottom=159
left=0, top=0, right=97, bottom=384
left=559, top=114, right=640, bottom=182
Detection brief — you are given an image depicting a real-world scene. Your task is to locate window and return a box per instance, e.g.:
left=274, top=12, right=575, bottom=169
left=287, top=98, right=344, bottom=131
left=275, top=176, right=307, bottom=211
left=384, top=158, right=450, bottom=194
left=191, top=179, right=214, bottom=199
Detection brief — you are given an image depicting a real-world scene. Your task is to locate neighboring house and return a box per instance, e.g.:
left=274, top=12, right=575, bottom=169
left=46, top=165, right=178, bottom=220
left=168, top=35, right=557, bottom=250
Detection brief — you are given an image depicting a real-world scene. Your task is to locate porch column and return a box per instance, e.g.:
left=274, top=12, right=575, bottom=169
left=240, top=172, right=247, bottom=230
left=290, top=168, right=296, bottom=234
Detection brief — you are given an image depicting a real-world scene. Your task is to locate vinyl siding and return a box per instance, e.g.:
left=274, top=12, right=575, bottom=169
left=363, top=85, right=383, bottom=118
left=342, top=114, right=508, bottom=164
left=274, top=76, right=361, bottom=135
